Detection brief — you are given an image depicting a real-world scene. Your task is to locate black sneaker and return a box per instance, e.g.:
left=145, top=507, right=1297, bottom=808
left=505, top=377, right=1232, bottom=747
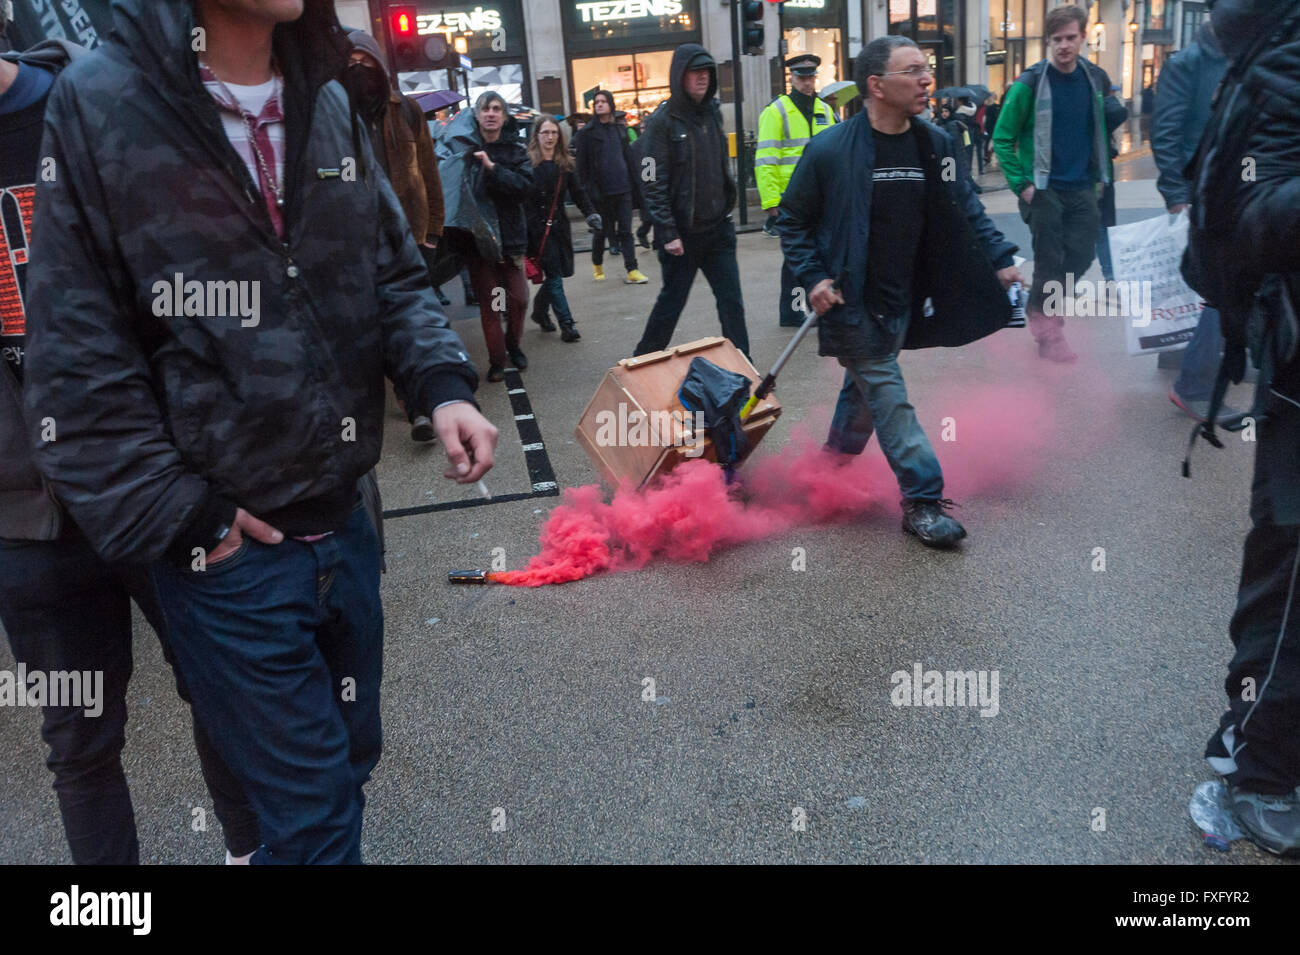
left=531, top=309, right=556, bottom=332
left=901, top=498, right=967, bottom=548
left=487, top=364, right=505, bottom=383
left=508, top=348, right=528, bottom=371
left=559, top=320, right=581, bottom=342
left=636, top=227, right=652, bottom=249
left=1227, top=786, right=1300, bottom=857
left=410, top=415, right=435, bottom=443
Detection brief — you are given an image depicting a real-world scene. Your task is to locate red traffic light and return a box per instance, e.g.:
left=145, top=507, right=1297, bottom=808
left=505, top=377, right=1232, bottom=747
left=392, top=7, right=416, bottom=34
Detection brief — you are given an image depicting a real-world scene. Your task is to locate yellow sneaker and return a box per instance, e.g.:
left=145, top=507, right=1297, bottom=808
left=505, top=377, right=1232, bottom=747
left=593, top=264, right=605, bottom=281
left=625, top=269, right=649, bottom=284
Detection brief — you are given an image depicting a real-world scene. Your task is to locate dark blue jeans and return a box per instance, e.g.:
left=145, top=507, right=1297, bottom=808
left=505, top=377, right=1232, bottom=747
left=149, top=501, right=383, bottom=864
left=533, top=272, right=574, bottom=324
left=1174, top=305, right=1225, bottom=403
left=635, top=218, right=749, bottom=359
left=827, top=353, right=945, bottom=501
left=0, top=523, right=258, bottom=864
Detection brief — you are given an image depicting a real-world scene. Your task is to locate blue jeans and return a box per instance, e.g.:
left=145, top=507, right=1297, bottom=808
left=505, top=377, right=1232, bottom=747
left=1174, top=305, right=1225, bottom=402
left=149, top=501, right=383, bottom=864
left=827, top=354, right=945, bottom=501
left=0, top=523, right=258, bottom=863
left=533, top=273, right=573, bottom=323
left=635, top=218, right=749, bottom=359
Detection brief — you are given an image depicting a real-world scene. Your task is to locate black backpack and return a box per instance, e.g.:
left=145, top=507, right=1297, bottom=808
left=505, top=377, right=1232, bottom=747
left=1181, top=6, right=1300, bottom=472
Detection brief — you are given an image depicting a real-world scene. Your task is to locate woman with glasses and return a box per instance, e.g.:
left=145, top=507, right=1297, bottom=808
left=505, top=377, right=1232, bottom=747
left=525, top=117, right=602, bottom=342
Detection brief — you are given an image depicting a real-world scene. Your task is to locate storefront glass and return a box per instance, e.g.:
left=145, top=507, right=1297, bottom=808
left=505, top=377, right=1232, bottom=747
left=987, top=0, right=1050, bottom=97
left=783, top=0, right=846, bottom=87
left=1181, top=2, right=1209, bottom=45
left=570, top=50, right=675, bottom=126
left=563, top=0, right=703, bottom=121
left=888, top=0, right=960, bottom=90
left=1145, top=0, right=1169, bottom=32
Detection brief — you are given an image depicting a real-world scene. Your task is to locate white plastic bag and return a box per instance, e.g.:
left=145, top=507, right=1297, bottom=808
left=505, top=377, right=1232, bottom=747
left=1108, top=210, right=1205, bottom=355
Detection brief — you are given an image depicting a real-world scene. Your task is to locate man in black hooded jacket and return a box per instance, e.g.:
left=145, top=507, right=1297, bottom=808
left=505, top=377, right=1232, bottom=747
left=634, top=43, right=749, bottom=360
left=1183, top=0, right=1300, bottom=858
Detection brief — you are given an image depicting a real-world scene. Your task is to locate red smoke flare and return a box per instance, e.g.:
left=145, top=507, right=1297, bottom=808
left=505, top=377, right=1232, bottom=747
left=491, top=355, right=1086, bottom=587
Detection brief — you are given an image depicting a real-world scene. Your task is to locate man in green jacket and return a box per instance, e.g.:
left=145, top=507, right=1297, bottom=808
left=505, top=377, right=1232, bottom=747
left=993, top=4, right=1115, bottom=363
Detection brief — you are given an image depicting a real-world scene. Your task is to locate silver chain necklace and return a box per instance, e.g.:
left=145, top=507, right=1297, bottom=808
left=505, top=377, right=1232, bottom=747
left=202, top=60, right=285, bottom=209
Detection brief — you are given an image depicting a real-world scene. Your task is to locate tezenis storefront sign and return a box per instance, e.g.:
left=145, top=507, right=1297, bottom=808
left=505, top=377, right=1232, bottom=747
left=565, top=0, right=699, bottom=50
left=573, top=0, right=683, bottom=21
left=408, top=2, right=525, bottom=57
left=416, top=9, right=503, bottom=34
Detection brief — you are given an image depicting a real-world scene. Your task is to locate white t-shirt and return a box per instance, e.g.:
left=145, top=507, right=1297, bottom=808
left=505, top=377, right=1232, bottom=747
left=202, top=75, right=285, bottom=194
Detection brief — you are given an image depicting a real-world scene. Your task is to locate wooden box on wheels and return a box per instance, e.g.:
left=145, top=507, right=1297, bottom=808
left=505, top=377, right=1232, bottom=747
left=574, top=337, right=782, bottom=489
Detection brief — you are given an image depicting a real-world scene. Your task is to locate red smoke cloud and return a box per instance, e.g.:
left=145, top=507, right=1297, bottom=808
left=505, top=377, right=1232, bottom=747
left=492, top=337, right=1105, bottom=587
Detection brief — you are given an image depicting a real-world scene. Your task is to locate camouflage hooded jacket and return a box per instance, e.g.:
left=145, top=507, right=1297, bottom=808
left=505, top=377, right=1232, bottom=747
left=23, top=0, right=478, bottom=564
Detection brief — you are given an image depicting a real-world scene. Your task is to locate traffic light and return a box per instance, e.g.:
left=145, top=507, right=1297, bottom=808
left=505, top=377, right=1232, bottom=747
left=389, top=4, right=420, bottom=69
left=741, top=1, right=765, bottom=55
left=388, top=3, right=453, bottom=72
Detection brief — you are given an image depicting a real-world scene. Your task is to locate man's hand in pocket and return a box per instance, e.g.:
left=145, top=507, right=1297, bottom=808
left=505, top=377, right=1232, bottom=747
left=208, top=508, right=284, bottom=564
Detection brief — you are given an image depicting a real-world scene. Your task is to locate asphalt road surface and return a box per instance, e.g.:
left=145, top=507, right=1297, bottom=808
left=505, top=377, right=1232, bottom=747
left=2, top=169, right=1281, bottom=864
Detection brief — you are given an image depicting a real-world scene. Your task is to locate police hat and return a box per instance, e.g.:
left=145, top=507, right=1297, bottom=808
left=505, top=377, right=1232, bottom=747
left=785, top=54, right=821, bottom=75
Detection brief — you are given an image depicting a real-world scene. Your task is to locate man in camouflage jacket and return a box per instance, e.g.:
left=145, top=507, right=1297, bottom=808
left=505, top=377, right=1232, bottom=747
left=23, top=0, right=498, bottom=863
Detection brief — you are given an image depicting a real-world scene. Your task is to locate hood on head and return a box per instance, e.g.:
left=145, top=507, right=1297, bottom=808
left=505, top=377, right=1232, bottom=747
left=1209, top=0, right=1295, bottom=61
left=346, top=28, right=393, bottom=85
left=669, top=42, right=716, bottom=108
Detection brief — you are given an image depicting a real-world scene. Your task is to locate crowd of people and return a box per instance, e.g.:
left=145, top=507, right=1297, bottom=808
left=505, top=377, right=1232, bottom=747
left=0, top=0, right=1296, bottom=864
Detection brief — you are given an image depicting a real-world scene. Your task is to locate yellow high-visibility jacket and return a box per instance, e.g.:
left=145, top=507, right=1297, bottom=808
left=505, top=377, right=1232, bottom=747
left=755, top=93, right=837, bottom=210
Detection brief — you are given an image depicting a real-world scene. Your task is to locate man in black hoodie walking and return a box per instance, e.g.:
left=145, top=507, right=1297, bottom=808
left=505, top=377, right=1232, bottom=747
left=634, top=44, right=749, bottom=360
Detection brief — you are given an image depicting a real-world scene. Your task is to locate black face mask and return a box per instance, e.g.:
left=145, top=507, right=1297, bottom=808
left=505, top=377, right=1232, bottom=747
left=342, top=62, right=389, bottom=116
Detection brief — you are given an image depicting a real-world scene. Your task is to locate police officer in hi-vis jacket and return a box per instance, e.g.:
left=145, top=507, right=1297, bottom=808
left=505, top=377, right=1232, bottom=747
left=756, top=53, right=837, bottom=327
